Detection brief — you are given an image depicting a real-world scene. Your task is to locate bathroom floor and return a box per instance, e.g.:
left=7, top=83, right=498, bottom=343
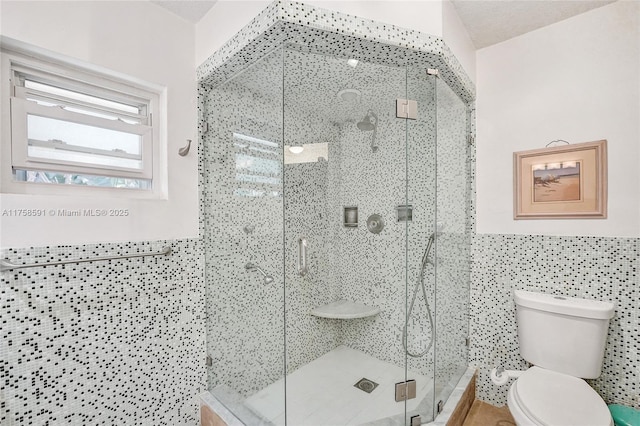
left=462, top=400, right=516, bottom=426
left=244, top=345, right=433, bottom=425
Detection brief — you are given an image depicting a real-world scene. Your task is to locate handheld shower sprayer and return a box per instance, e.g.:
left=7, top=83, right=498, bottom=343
left=245, top=262, right=274, bottom=284
left=403, top=223, right=445, bottom=358
left=419, top=223, right=445, bottom=269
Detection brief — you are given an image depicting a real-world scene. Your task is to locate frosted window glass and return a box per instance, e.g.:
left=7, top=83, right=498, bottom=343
left=27, top=115, right=143, bottom=169
left=25, top=80, right=140, bottom=114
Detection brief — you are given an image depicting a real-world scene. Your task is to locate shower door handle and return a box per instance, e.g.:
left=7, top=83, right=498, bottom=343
left=298, top=237, right=309, bottom=277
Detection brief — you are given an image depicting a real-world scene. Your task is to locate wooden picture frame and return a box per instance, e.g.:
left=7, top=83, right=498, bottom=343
left=514, top=140, right=607, bottom=219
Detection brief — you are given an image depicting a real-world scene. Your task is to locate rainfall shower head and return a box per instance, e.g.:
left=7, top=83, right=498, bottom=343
left=357, top=110, right=379, bottom=152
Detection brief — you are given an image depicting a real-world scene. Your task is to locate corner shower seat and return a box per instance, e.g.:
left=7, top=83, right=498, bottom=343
left=310, top=299, right=381, bottom=319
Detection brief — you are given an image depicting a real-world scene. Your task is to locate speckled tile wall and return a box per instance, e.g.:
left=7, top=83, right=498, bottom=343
left=331, top=63, right=416, bottom=372
left=202, top=47, right=288, bottom=398
left=202, top=47, right=347, bottom=397
left=282, top=51, right=345, bottom=373
left=470, top=234, right=640, bottom=409
left=0, top=240, right=206, bottom=425
left=284, top=160, right=342, bottom=374
left=196, top=1, right=474, bottom=103
left=333, top=65, right=471, bottom=408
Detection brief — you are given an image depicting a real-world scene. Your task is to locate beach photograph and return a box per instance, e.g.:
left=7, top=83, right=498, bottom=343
left=533, top=162, right=581, bottom=202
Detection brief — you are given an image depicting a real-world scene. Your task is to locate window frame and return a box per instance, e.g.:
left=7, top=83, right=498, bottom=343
left=1, top=40, right=166, bottom=198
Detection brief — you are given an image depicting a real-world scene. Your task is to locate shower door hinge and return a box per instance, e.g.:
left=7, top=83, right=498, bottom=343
left=410, top=415, right=422, bottom=426
left=396, top=99, right=417, bottom=120
left=206, top=355, right=213, bottom=366
left=467, top=134, right=475, bottom=145
left=394, top=379, right=416, bottom=402
left=200, top=122, right=209, bottom=134
left=465, top=337, right=470, bottom=347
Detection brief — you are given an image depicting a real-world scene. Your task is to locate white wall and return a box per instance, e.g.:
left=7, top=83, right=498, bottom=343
left=196, top=0, right=271, bottom=67
left=0, top=1, right=198, bottom=248
left=196, top=1, right=479, bottom=81
left=442, top=0, right=475, bottom=84
left=476, top=0, right=640, bottom=237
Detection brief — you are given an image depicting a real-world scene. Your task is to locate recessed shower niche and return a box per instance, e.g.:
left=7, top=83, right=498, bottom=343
left=199, top=1, right=473, bottom=424
left=343, top=206, right=358, bottom=227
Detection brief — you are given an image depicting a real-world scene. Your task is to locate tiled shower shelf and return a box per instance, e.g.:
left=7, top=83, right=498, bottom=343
left=310, top=299, right=381, bottom=319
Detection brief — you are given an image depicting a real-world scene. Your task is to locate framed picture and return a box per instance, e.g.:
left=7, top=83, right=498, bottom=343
left=514, top=140, right=607, bottom=219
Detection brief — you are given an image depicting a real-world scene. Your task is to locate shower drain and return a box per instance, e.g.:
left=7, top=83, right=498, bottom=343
left=354, top=378, right=379, bottom=393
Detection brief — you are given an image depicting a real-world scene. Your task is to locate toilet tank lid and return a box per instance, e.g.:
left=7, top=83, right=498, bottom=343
left=514, top=290, right=615, bottom=319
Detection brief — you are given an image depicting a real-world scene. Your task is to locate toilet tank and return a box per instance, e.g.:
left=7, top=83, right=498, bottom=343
left=514, top=290, right=615, bottom=379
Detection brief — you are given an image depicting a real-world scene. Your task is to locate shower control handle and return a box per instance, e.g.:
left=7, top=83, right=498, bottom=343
left=298, top=237, right=309, bottom=277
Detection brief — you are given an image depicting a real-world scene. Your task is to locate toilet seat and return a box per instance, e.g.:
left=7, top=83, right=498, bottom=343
left=508, top=367, right=612, bottom=426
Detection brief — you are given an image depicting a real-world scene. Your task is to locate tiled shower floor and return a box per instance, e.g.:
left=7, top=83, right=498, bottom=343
left=244, top=345, right=432, bottom=425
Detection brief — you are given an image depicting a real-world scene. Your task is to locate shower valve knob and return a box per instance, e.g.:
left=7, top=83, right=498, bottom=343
left=366, top=214, right=385, bottom=234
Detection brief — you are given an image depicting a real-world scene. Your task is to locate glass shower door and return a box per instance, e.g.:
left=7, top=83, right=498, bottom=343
left=405, top=68, right=439, bottom=423
left=202, top=47, right=286, bottom=424
left=280, top=47, right=415, bottom=425
left=433, top=75, right=470, bottom=411
left=407, top=68, right=471, bottom=421
left=405, top=68, right=470, bottom=422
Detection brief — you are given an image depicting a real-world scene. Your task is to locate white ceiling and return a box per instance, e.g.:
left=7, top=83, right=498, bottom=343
left=150, top=0, right=217, bottom=23
left=150, top=0, right=617, bottom=49
left=450, top=0, right=616, bottom=48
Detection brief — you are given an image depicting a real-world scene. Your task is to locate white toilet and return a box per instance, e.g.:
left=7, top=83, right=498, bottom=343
left=508, top=290, right=615, bottom=426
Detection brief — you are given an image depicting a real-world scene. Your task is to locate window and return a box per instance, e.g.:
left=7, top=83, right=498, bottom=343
left=1, top=42, right=162, bottom=195
left=232, top=132, right=282, bottom=198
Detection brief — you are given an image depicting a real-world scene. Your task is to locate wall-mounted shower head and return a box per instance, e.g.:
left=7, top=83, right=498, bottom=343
left=245, top=262, right=274, bottom=284
left=357, top=110, right=379, bottom=152
left=357, top=115, right=375, bottom=131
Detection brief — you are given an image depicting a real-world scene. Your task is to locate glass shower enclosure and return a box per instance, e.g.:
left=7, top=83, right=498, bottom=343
left=201, top=45, right=470, bottom=425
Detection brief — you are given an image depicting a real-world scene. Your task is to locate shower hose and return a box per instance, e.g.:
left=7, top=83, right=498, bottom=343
left=402, top=232, right=435, bottom=358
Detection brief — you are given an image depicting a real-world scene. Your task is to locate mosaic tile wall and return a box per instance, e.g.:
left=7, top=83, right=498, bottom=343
left=0, top=239, right=206, bottom=425
left=202, top=47, right=345, bottom=397
left=334, top=65, right=471, bottom=401
left=330, top=63, right=418, bottom=372
left=284, top=160, right=342, bottom=373
left=203, top=48, right=288, bottom=398
left=196, top=1, right=474, bottom=103
left=470, top=234, right=640, bottom=409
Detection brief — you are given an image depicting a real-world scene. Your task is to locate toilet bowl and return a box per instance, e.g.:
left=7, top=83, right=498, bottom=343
left=507, top=366, right=613, bottom=426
